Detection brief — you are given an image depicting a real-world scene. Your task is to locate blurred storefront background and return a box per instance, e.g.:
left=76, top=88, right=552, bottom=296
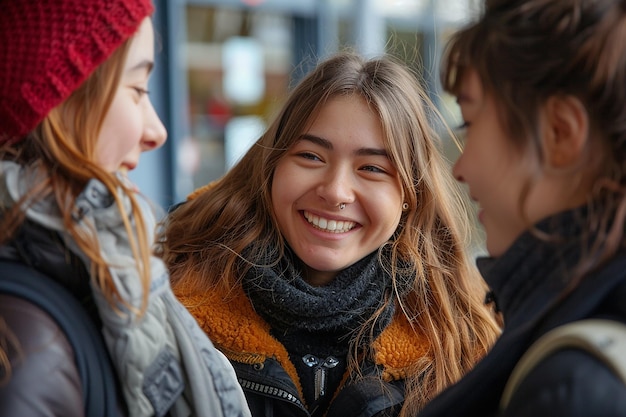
left=131, top=0, right=483, bottom=210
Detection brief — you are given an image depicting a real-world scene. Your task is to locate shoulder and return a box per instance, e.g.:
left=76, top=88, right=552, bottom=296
left=373, top=312, right=431, bottom=380
left=503, top=348, right=626, bottom=416
left=0, top=294, right=84, bottom=417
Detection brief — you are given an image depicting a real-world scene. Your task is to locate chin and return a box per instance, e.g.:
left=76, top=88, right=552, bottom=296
left=486, top=241, right=507, bottom=258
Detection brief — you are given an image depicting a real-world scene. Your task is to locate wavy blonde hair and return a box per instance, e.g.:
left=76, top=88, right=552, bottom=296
left=162, top=51, right=500, bottom=414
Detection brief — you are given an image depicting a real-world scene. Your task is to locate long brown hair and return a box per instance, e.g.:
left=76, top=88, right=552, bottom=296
left=0, top=38, right=152, bottom=311
left=162, top=51, right=500, bottom=413
left=441, top=0, right=626, bottom=283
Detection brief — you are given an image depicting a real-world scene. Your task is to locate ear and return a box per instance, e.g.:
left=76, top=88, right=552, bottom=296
left=542, top=96, right=589, bottom=168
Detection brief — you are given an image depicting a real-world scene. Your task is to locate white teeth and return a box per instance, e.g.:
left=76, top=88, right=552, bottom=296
left=303, top=211, right=356, bottom=233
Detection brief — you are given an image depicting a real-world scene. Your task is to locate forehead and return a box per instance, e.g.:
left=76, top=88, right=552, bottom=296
left=123, top=17, right=154, bottom=71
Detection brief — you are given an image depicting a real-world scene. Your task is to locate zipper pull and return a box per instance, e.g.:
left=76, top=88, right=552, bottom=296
left=303, top=354, right=340, bottom=401
left=314, top=366, right=326, bottom=400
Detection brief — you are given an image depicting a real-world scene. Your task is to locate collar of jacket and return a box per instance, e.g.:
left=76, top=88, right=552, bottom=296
left=176, top=282, right=431, bottom=398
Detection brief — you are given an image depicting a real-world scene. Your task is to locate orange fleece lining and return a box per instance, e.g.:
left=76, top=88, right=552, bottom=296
left=176, top=282, right=431, bottom=401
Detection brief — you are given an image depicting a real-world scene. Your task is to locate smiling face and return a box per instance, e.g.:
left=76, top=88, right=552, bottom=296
left=271, top=94, right=404, bottom=286
left=95, top=17, right=167, bottom=173
left=453, top=69, right=592, bottom=256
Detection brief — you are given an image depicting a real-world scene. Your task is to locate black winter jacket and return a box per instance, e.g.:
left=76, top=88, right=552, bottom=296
left=178, top=283, right=430, bottom=417
left=232, top=358, right=405, bottom=417
left=418, top=209, right=626, bottom=417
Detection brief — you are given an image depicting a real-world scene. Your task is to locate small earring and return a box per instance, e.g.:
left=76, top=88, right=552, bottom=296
left=340, top=203, right=346, bottom=210
left=402, top=202, right=409, bottom=211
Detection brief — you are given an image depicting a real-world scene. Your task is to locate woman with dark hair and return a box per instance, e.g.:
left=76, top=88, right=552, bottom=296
left=418, top=0, right=626, bottom=415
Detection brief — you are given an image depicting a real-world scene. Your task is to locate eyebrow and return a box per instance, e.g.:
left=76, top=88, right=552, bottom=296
left=127, top=59, right=154, bottom=74
left=298, top=133, right=388, bottom=157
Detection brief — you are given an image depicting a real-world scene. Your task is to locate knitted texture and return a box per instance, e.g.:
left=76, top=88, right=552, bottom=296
left=0, top=0, right=154, bottom=142
left=243, top=251, right=394, bottom=340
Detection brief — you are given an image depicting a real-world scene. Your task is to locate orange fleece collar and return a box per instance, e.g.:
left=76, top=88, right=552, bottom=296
left=177, top=283, right=431, bottom=395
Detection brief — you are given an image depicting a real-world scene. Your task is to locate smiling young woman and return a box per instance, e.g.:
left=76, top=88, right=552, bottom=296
left=271, top=94, right=404, bottom=286
left=160, top=51, right=501, bottom=417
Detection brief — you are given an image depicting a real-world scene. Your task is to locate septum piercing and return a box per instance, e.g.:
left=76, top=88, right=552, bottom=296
left=340, top=203, right=346, bottom=210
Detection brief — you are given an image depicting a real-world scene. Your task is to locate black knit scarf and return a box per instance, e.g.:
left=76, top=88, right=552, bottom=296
left=242, top=250, right=395, bottom=356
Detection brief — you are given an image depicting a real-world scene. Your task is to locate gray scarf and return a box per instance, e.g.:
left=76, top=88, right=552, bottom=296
left=0, top=161, right=251, bottom=417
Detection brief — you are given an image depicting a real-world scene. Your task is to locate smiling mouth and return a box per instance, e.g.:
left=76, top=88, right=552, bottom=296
left=303, top=211, right=356, bottom=233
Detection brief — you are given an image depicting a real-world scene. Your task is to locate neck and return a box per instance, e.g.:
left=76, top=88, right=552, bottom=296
left=302, top=265, right=337, bottom=286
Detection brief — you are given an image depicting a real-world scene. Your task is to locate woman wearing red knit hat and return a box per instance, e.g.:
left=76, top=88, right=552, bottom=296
left=0, top=1, right=251, bottom=417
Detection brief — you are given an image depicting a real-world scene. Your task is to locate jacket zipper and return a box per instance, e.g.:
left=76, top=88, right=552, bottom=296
left=238, top=377, right=308, bottom=413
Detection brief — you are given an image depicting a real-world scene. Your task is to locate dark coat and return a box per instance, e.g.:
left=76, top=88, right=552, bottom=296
left=0, top=221, right=127, bottom=417
left=178, top=283, right=430, bottom=417
left=417, top=209, right=626, bottom=417
left=232, top=358, right=405, bottom=417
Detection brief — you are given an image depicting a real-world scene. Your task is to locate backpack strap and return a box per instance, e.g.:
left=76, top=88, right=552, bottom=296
left=0, top=260, right=120, bottom=417
left=500, top=319, right=626, bottom=411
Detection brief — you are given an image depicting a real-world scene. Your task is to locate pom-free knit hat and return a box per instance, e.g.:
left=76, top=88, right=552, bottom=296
left=0, top=0, right=154, bottom=143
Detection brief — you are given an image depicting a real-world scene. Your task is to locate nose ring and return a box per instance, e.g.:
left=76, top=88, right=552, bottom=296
left=339, top=203, right=346, bottom=210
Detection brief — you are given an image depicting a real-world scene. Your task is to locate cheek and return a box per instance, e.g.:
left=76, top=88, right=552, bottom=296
left=271, top=161, right=303, bottom=202
left=270, top=164, right=302, bottom=240
left=271, top=163, right=293, bottom=214
left=96, top=124, right=129, bottom=171
left=366, top=185, right=403, bottom=233
left=96, top=96, right=142, bottom=170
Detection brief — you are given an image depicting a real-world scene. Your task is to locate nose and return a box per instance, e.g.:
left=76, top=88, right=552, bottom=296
left=141, top=100, right=167, bottom=152
left=317, top=165, right=355, bottom=208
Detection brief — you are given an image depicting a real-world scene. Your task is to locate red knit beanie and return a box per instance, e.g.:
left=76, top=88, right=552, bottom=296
left=0, top=0, right=154, bottom=143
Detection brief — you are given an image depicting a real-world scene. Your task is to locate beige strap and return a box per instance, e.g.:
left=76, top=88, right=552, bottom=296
left=500, top=319, right=626, bottom=411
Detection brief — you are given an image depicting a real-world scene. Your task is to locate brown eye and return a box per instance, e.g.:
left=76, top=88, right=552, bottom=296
left=298, top=152, right=321, bottom=161
left=131, top=87, right=150, bottom=98
left=360, top=165, right=384, bottom=173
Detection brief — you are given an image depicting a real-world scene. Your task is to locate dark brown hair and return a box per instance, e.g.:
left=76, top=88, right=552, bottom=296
left=442, top=0, right=626, bottom=279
